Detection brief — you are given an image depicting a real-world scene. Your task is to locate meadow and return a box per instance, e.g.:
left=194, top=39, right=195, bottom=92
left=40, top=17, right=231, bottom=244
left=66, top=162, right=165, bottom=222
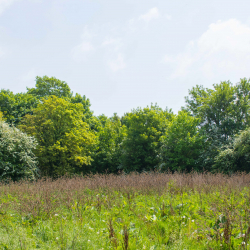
left=0, top=172, right=250, bottom=250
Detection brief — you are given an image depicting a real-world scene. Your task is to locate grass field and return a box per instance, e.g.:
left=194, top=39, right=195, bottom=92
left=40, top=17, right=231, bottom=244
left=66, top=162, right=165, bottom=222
left=0, top=172, right=250, bottom=249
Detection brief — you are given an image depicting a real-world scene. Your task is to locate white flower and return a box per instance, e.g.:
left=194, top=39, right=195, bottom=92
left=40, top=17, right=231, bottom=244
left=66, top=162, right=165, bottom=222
left=191, top=220, right=194, bottom=222
left=54, top=214, right=59, bottom=216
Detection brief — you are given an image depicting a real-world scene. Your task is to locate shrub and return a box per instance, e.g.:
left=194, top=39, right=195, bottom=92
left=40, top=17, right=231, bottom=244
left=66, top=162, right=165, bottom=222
left=0, top=114, right=38, bottom=181
left=214, top=127, right=250, bottom=173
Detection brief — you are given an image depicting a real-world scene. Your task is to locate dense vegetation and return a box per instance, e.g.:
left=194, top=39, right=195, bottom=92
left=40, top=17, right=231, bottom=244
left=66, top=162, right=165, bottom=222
left=1, top=76, right=250, bottom=180
left=0, top=173, right=250, bottom=249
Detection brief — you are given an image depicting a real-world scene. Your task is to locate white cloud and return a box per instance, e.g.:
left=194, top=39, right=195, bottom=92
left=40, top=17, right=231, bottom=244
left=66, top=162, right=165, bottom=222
left=109, top=53, right=126, bottom=71
left=139, top=7, right=160, bottom=22
left=81, top=25, right=95, bottom=40
left=71, top=41, right=95, bottom=61
left=0, top=0, right=18, bottom=15
left=102, top=37, right=122, bottom=51
left=163, top=19, right=250, bottom=79
left=71, top=26, right=95, bottom=61
left=78, top=42, right=94, bottom=52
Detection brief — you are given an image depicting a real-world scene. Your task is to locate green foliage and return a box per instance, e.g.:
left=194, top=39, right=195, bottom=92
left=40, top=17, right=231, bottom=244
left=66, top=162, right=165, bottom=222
left=0, top=116, right=38, bottom=181
left=19, top=96, right=97, bottom=177
left=159, top=111, right=205, bottom=172
left=0, top=89, right=38, bottom=125
left=70, top=93, right=99, bottom=131
left=92, top=114, right=127, bottom=173
left=185, top=78, right=250, bottom=169
left=120, top=105, right=172, bottom=172
left=214, top=127, right=250, bottom=173
left=27, top=76, right=72, bottom=99
left=213, top=148, right=236, bottom=173
left=27, top=76, right=97, bottom=130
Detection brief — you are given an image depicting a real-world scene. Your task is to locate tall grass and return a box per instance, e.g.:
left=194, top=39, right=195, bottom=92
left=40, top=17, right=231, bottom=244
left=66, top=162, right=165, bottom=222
left=0, top=172, right=250, bottom=249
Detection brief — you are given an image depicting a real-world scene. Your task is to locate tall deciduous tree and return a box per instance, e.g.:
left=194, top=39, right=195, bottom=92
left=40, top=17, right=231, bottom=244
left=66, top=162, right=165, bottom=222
left=19, top=96, right=97, bottom=177
left=184, top=78, right=250, bottom=169
left=27, top=76, right=72, bottom=99
left=92, top=114, right=127, bottom=173
left=120, top=105, right=172, bottom=172
left=159, top=111, right=205, bottom=172
left=27, top=76, right=96, bottom=130
left=0, top=90, right=38, bottom=125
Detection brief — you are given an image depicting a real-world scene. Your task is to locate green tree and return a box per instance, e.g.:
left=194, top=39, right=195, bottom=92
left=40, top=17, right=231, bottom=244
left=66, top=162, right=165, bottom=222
left=27, top=76, right=72, bottom=99
left=120, top=105, right=171, bottom=172
left=185, top=78, right=250, bottom=169
left=159, top=111, right=205, bottom=172
left=0, top=90, right=38, bottom=125
left=214, top=127, right=250, bottom=173
left=70, top=93, right=98, bottom=130
left=19, top=96, right=96, bottom=177
left=27, top=76, right=97, bottom=130
left=92, top=114, right=127, bottom=173
left=0, top=112, right=38, bottom=181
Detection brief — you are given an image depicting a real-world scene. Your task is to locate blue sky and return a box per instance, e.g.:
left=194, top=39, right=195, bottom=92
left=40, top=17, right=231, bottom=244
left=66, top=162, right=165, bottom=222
left=0, top=0, right=250, bottom=116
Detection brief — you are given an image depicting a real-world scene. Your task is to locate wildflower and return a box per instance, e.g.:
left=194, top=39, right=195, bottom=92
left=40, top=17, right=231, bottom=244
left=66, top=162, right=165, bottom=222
left=242, top=242, right=246, bottom=245
left=54, top=214, right=59, bottom=217
left=56, top=237, right=59, bottom=240
left=191, top=220, right=194, bottom=223
left=182, top=216, right=186, bottom=219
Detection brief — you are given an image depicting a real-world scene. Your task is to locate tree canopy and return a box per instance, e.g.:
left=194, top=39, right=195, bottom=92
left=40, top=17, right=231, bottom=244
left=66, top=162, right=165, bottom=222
left=1, top=76, right=250, bottom=179
left=19, top=96, right=96, bottom=177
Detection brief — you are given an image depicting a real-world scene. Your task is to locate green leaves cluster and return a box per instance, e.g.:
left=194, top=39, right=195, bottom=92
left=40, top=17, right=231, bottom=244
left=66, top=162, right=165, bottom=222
left=19, top=96, right=96, bottom=177
left=92, top=114, right=126, bottom=173
left=185, top=78, right=250, bottom=170
left=119, top=105, right=170, bottom=172
left=214, top=128, right=250, bottom=173
left=0, top=89, right=38, bottom=125
left=159, top=111, right=205, bottom=172
left=0, top=112, right=38, bottom=181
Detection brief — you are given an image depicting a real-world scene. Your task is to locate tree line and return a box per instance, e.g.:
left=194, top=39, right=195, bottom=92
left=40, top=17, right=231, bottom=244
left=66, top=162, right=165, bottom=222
left=1, top=76, right=250, bottom=181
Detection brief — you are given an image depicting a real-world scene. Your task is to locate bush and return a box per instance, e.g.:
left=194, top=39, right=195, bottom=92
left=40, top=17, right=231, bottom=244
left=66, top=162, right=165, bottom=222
left=0, top=115, right=38, bottom=181
left=214, top=127, right=250, bottom=173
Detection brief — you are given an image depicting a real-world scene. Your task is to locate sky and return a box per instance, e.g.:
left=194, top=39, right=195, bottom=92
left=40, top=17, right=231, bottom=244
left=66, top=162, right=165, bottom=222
left=0, top=0, right=250, bottom=117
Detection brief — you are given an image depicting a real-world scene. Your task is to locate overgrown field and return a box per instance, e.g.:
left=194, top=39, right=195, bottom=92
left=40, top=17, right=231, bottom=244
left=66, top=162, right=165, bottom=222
left=0, top=173, right=250, bottom=249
